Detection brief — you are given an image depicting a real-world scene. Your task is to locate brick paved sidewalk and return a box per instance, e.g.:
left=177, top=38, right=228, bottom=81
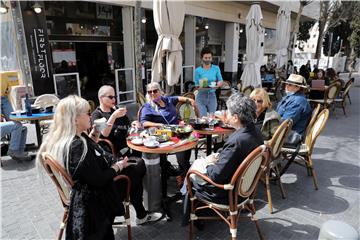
left=1, top=78, right=359, bottom=239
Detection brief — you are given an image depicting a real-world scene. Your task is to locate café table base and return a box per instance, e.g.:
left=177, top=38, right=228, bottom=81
left=142, top=153, right=162, bottom=212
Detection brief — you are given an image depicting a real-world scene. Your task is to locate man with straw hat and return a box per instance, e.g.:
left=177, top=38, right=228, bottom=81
left=276, top=74, right=311, bottom=135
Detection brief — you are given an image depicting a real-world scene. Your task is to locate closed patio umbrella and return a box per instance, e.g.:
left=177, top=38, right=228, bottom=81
left=240, top=3, right=264, bottom=88
left=151, top=0, right=184, bottom=86
left=275, top=3, right=291, bottom=69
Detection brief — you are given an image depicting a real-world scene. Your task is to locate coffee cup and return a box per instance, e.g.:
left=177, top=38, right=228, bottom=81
left=210, top=82, right=217, bottom=88
left=94, top=117, right=107, bottom=131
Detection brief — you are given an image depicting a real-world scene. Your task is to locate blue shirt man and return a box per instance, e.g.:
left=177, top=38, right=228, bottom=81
left=276, top=74, right=311, bottom=135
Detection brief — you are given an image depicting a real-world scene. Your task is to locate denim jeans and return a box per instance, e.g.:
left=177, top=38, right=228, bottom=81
left=195, top=91, right=217, bottom=117
left=0, top=121, right=27, bottom=153
left=1, top=96, right=14, bottom=119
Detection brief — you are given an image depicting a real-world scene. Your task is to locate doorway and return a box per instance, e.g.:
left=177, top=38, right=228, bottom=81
left=75, top=42, right=113, bottom=102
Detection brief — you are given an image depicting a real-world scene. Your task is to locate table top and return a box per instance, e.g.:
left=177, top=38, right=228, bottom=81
left=195, top=126, right=235, bottom=135
left=9, top=112, right=54, bottom=121
left=127, top=136, right=198, bottom=154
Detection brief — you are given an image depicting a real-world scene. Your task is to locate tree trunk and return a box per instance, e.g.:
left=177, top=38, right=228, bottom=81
left=134, top=1, right=143, bottom=94
left=347, top=47, right=356, bottom=78
left=289, top=1, right=305, bottom=61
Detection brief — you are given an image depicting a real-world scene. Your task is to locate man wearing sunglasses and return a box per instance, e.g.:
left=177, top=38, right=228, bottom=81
left=91, top=85, right=134, bottom=157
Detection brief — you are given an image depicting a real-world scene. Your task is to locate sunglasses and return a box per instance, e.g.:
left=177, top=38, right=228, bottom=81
left=252, top=99, right=263, bottom=104
left=147, top=89, right=159, bottom=94
left=104, top=95, right=116, bottom=100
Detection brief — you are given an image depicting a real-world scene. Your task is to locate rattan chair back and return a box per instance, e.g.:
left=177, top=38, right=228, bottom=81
left=305, top=109, right=329, bottom=155
left=304, top=104, right=321, bottom=139
left=268, top=119, right=293, bottom=160
left=242, top=86, right=254, bottom=96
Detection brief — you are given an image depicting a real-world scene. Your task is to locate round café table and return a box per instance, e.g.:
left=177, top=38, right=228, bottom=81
left=195, top=126, right=235, bottom=156
left=127, top=136, right=197, bottom=213
left=9, top=112, right=54, bottom=146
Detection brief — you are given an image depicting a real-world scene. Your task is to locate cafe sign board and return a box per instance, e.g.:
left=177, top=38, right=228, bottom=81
left=21, top=1, right=54, bottom=95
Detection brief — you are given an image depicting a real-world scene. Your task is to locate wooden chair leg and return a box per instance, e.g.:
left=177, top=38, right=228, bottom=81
left=248, top=202, right=264, bottom=240
left=307, top=156, right=319, bottom=190
left=229, top=212, right=237, bottom=240
left=265, top=173, right=273, bottom=214
left=347, top=94, right=352, bottom=104
left=342, top=102, right=346, bottom=116
left=58, top=209, right=68, bottom=240
left=275, top=165, right=286, bottom=199
left=189, top=219, right=194, bottom=240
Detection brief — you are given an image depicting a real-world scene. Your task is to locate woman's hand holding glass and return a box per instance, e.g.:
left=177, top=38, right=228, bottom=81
left=89, top=124, right=100, bottom=141
left=113, top=107, right=127, bottom=119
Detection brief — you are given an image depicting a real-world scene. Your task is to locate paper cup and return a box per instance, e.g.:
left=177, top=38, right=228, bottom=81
left=94, top=118, right=107, bottom=131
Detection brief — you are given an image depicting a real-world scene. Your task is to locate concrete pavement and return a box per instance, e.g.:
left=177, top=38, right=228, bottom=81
left=1, top=74, right=359, bottom=239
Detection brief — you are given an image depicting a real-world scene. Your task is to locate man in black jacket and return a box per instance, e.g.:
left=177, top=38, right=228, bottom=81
left=182, top=93, right=263, bottom=226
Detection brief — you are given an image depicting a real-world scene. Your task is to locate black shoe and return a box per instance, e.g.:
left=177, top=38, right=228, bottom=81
left=167, top=164, right=182, bottom=176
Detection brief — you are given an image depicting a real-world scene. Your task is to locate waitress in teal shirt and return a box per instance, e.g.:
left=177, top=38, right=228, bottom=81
left=195, top=47, right=224, bottom=117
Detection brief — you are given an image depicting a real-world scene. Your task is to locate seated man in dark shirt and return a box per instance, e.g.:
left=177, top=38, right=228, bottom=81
left=182, top=93, right=263, bottom=225
left=91, top=85, right=140, bottom=157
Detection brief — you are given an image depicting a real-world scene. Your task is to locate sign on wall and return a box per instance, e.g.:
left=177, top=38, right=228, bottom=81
left=21, top=1, right=54, bottom=95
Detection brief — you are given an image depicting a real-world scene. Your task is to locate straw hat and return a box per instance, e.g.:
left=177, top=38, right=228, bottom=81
left=283, top=74, right=308, bottom=88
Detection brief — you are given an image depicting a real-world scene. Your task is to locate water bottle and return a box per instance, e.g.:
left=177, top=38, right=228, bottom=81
left=25, top=94, right=32, bottom=116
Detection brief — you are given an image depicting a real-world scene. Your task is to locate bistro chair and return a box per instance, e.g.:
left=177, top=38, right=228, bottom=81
left=304, top=104, right=321, bottom=139
left=88, top=100, right=96, bottom=113
left=186, top=145, right=270, bottom=240
left=308, top=81, right=341, bottom=116
left=236, top=81, right=242, bottom=93
left=263, top=119, right=293, bottom=214
left=40, top=152, right=132, bottom=240
left=281, top=109, right=330, bottom=190
left=242, top=86, right=254, bottom=97
left=268, top=78, right=282, bottom=102
left=334, top=79, right=353, bottom=116
left=136, top=92, right=146, bottom=106
left=342, top=78, right=354, bottom=105
left=125, top=102, right=140, bottom=121
left=34, top=94, right=60, bottom=109
left=98, top=138, right=117, bottom=157
left=218, top=80, right=232, bottom=109
left=182, top=92, right=196, bottom=100
left=40, top=153, right=73, bottom=240
left=34, top=94, right=60, bottom=134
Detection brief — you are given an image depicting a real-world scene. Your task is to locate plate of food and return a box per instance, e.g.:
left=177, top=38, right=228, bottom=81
left=156, top=134, right=170, bottom=143
left=174, top=125, right=193, bottom=139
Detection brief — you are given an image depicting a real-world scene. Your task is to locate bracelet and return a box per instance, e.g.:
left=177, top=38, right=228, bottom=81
left=116, top=161, right=124, bottom=172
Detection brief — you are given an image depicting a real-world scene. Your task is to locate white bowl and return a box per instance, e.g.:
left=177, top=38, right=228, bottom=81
left=144, top=140, right=160, bottom=148
left=131, top=138, right=143, bottom=145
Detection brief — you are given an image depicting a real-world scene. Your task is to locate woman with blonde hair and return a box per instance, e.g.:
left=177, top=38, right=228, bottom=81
left=249, top=88, right=280, bottom=140
left=37, top=95, right=160, bottom=240
left=140, top=82, right=196, bottom=191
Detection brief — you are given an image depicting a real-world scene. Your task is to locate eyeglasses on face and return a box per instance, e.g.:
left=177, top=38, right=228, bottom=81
left=147, top=89, right=159, bottom=94
left=103, top=95, right=116, bottom=100
left=252, top=99, right=263, bottom=104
